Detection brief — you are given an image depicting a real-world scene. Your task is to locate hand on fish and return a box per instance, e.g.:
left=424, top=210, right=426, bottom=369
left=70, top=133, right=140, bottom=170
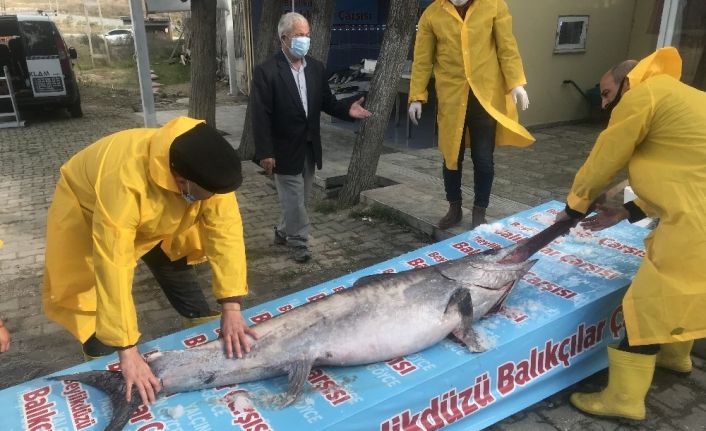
left=118, top=346, right=161, bottom=406
left=554, top=210, right=579, bottom=224
left=580, top=204, right=628, bottom=231
left=220, top=304, right=259, bottom=359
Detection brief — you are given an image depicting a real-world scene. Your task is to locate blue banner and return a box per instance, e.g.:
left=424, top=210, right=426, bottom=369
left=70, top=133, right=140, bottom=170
left=0, top=201, right=648, bottom=430
left=333, top=0, right=378, bottom=25
left=280, top=0, right=379, bottom=25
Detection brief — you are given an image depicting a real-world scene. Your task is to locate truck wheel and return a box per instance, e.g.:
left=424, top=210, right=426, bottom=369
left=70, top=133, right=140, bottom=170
left=68, top=97, right=83, bottom=118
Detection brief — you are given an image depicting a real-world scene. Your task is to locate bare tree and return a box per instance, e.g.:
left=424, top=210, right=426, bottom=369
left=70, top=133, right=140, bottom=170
left=237, top=0, right=282, bottom=160
left=189, top=0, right=217, bottom=126
left=337, top=0, right=419, bottom=207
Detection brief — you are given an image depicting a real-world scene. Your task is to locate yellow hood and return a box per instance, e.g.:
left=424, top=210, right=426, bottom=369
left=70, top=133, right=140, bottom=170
left=627, top=47, right=682, bottom=87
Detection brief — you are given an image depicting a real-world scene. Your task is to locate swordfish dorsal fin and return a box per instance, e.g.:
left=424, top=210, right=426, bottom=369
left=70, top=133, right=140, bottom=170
left=351, top=272, right=395, bottom=288
left=49, top=371, right=143, bottom=431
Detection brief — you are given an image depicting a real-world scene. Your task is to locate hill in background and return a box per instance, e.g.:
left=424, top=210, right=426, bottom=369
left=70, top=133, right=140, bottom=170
left=2, top=0, right=130, bottom=18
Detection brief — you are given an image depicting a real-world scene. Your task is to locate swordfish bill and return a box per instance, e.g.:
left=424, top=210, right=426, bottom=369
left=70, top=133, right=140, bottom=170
left=50, top=218, right=576, bottom=431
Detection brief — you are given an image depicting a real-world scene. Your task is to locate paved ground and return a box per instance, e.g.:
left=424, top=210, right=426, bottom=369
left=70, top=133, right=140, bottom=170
left=0, top=87, right=704, bottom=430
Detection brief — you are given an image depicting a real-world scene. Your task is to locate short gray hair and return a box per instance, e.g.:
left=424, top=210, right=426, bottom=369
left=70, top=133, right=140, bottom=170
left=278, top=12, right=308, bottom=39
left=609, top=60, right=638, bottom=84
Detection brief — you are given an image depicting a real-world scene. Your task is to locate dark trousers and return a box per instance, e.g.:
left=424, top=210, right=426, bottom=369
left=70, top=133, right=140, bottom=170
left=83, top=243, right=212, bottom=357
left=618, top=332, right=660, bottom=355
left=443, top=89, right=497, bottom=208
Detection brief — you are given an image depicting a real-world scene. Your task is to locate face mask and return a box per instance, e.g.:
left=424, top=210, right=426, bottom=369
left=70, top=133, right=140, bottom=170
left=289, top=36, right=310, bottom=59
left=450, top=0, right=469, bottom=6
left=604, top=78, right=626, bottom=112
left=182, top=181, right=197, bottom=205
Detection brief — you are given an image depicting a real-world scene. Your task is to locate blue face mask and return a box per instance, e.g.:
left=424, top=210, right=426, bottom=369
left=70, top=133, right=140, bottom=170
left=290, top=36, right=310, bottom=59
left=182, top=181, right=197, bottom=205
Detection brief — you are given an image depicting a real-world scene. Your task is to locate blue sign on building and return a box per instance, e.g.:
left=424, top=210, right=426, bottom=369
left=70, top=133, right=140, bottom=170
left=334, top=0, right=379, bottom=25
left=273, top=0, right=379, bottom=25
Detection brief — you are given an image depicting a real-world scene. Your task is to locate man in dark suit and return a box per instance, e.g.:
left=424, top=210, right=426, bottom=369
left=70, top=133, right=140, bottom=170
left=251, top=12, right=371, bottom=263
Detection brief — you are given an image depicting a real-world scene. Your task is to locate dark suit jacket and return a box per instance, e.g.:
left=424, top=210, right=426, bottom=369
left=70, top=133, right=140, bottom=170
left=251, top=51, right=354, bottom=175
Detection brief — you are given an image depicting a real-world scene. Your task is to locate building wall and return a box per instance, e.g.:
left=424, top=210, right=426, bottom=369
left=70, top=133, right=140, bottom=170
left=626, top=0, right=659, bottom=59
left=507, top=0, right=656, bottom=127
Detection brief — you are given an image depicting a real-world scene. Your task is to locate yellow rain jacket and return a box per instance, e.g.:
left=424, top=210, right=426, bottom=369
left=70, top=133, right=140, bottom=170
left=567, top=48, right=706, bottom=345
left=43, top=117, right=248, bottom=347
left=409, top=0, right=534, bottom=170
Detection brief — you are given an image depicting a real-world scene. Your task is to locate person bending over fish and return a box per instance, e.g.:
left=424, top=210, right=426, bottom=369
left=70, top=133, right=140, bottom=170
left=557, top=48, right=706, bottom=421
left=42, top=117, right=258, bottom=407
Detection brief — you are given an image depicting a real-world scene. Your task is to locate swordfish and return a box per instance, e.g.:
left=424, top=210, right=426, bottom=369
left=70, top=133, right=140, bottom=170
left=51, top=219, right=576, bottom=431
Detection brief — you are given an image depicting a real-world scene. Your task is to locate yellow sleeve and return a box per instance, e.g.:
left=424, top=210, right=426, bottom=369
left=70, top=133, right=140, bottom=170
left=199, top=192, right=248, bottom=300
left=493, top=0, right=526, bottom=91
left=92, top=180, right=141, bottom=347
left=567, top=85, right=654, bottom=213
left=408, top=10, right=435, bottom=104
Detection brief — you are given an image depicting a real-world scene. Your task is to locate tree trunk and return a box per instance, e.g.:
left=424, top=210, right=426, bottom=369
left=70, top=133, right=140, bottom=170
left=216, top=7, right=228, bottom=79
left=337, top=0, right=419, bottom=207
left=237, top=0, right=281, bottom=160
left=189, top=0, right=217, bottom=126
left=309, top=0, right=336, bottom=64
left=231, top=0, right=246, bottom=58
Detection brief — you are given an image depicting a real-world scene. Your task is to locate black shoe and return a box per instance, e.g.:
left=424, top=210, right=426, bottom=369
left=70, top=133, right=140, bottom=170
left=293, top=246, right=311, bottom=263
left=273, top=227, right=287, bottom=245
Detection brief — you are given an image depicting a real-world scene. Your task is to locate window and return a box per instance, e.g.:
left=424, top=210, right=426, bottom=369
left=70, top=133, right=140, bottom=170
left=554, top=16, right=589, bottom=54
left=18, top=21, right=57, bottom=56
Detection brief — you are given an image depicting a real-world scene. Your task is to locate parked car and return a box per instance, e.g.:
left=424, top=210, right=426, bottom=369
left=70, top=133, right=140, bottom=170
left=0, top=14, right=82, bottom=117
left=102, top=28, right=133, bottom=45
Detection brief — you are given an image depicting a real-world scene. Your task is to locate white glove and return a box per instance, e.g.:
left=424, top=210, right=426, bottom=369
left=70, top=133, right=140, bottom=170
left=511, top=86, right=530, bottom=111
left=408, top=101, right=422, bottom=125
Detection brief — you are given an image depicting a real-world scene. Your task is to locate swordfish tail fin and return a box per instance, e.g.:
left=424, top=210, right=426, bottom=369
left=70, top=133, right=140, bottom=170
left=49, top=371, right=143, bottom=431
left=499, top=218, right=577, bottom=264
